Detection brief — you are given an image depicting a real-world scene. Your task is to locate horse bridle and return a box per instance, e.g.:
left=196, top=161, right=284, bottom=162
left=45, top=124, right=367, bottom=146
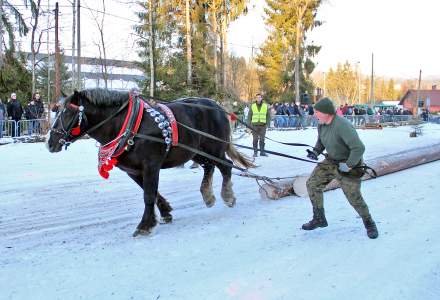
left=51, top=96, right=129, bottom=149
left=51, top=101, right=88, bottom=148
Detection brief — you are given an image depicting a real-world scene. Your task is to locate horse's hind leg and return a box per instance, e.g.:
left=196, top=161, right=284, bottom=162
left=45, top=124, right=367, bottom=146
left=215, top=159, right=236, bottom=208
left=199, top=161, right=216, bottom=207
left=157, top=193, right=173, bottom=223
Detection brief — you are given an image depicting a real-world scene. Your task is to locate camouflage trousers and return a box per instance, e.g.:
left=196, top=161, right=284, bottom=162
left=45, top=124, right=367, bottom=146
left=306, top=159, right=371, bottom=218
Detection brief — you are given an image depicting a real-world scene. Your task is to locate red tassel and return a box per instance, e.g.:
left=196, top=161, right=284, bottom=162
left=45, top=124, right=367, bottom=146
left=71, top=126, right=81, bottom=136
left=109, top=158, right=118, bottom=166
left=102, top=163, right=112, bottom=172
left=99, top=169, right=109, bottom=179
left=230, top=113, right=237, bottom=121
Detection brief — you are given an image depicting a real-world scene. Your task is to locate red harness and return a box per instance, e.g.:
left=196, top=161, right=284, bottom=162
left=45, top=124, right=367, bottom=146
left=98, top=95, right=144, bottom=179
left=98, top=95, right=179, bottom=179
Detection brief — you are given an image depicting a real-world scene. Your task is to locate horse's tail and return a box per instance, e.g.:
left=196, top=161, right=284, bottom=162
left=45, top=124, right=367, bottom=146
left=226, top=143, right=255, bottom=170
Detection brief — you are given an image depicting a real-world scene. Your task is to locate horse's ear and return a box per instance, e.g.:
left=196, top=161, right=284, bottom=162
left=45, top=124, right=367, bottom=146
left=71, top=90, right=80, bottom=105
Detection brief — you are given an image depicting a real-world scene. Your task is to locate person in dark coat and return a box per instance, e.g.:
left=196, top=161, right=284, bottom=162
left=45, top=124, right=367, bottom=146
left=6, top=93, right=23, bottom=137
left=25, top=98, right=39, bottom=135
left=0, top=99, right=6, bottom=138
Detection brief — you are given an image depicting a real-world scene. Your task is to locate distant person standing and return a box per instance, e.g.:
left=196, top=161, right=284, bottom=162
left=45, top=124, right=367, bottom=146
left=303, top=97, right=378, bottom=239
left=243, top=104, right=250, bottom=123
left=25, top=98, right=39, bottom=135
left=33, top=92, right=45, bottom=134
left=6, top=92, right=23, bottom=137
left=248, top=93, right=270, bottom=157
left=0, top=99, right=6, bottom=138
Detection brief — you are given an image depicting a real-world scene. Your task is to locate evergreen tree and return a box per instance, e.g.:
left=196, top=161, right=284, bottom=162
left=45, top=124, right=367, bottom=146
left=35, top=55, right=71, bottom=103
left=256, top=0, right=321, bottom=103
left=0, top=0, right=32, bottom=53
left=134, top=0, right=249, bottom=101
left=0, top=50, right=32, bottom=103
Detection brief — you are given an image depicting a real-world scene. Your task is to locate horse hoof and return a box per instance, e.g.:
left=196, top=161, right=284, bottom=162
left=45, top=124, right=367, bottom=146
left=160, top=215, right=173, bottom=224
left=132, top=228, right=152, bottom=237
left=204, top=196, right=216, bottom=208
left=205, top=200, right=215, bottom=208
left=223, top=198, right=236, bottom=208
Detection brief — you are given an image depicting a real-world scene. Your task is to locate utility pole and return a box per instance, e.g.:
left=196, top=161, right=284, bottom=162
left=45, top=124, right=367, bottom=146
left=357, top=61, right=361, bottom=104
left=54, top=2, right=61, bottom=103
left=47, top=0, right=51, bottom=114
left=149, top=0, right=155, bottom=97
left=415, top=69, right=422, bottom=116
left=370, top=52, right=374, bottom=105
left=185, top=0, right=191, bottom=91
left=77, top=0, right=81, bottom=89
left=0, top=0, right=4, bottom=68
left=71, top=0, right=76, bottom=89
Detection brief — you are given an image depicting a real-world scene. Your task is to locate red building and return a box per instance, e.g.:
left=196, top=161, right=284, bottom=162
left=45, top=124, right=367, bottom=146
left=399, top=85, right=440, bottom=113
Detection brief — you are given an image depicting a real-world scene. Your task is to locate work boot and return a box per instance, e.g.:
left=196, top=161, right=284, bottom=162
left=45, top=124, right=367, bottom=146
left=362, top=216, right=379, bottom=239
left=302, top=207, right=328, bottom=230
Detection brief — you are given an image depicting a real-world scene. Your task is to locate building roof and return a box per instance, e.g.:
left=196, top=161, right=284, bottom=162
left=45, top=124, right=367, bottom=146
left=399, top=89, right=440, bottom=106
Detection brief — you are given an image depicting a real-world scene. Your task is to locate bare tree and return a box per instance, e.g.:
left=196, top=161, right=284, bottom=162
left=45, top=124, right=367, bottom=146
left=185, top=0, right=192, bottom=89
left=85, top=0, right=109, bottom=89
left=29, top=0, right=43, bottom=94
left=148, top=0, right=155, bottom=97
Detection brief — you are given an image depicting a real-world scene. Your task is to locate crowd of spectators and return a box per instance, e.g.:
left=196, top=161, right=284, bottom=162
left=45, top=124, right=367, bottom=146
left=0, top=91, right=45, bottom=138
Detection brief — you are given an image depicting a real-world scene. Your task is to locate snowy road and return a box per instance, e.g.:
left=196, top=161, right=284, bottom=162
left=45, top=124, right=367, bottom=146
left=1, top=126, right=440, bottom=300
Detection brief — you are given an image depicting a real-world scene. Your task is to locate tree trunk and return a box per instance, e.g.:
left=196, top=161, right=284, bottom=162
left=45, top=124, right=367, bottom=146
left=221, top=0, right=227, bottom=89
left=149, top=0, right=155, bottom=97
left=185, top=0, right=192, bottom=89
left=294, top=20, right=301, bottom=104
left=30, top=0, right=42, bottom=95
left=0, top=0, right=4, bottom=68
left=212, top=9, right=218, bottom=90
left=71, top=0, right=76, bottom=89
left=54, top=2, right=61, bottom=103
left=260, top=143, right=440, bottom=199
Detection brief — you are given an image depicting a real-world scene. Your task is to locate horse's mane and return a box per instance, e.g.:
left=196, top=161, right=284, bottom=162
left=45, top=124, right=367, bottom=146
left=80, top=88, right=128, bottom=107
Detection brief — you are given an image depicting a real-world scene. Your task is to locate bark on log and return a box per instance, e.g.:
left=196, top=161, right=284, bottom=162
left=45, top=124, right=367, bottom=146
left=260, top=143, right=440, bottom=199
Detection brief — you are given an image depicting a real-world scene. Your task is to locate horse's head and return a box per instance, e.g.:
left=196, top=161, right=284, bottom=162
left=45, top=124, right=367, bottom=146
left=46, top=90, right=90, bottom=153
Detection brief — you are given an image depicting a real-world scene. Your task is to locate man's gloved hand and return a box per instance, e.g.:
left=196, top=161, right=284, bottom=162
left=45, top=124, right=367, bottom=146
left=338, top=162, right=351, bottom=173
left=306, top=149, right=319, bottom=160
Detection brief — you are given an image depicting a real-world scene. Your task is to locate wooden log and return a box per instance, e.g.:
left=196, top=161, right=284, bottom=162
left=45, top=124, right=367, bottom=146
left=259, top=143, right=440, bottom=199
left=363, top=123, right=383, bottom=129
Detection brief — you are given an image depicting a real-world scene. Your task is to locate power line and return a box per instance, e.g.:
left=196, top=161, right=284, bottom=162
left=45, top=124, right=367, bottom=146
left=79, top=3, right=139, bottom=23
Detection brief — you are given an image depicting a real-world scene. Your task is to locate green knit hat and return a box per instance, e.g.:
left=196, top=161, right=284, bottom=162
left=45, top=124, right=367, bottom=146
left=314, top=97, right=336, bottom=114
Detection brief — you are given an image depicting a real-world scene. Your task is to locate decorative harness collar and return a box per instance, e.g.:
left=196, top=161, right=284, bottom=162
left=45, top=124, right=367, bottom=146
left=98, top=94, right=178, bottom=179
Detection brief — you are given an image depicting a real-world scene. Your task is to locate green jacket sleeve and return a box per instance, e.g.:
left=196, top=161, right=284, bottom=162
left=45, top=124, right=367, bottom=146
left=314, top=126, right=325, bottom=154
left=340, top=126, right=365, bottom=167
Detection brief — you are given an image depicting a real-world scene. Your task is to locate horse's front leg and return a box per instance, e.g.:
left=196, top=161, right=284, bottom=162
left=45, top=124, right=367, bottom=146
left=133, top=164, right=161, bottom=237
left=127, top=173, right=173, bottom=224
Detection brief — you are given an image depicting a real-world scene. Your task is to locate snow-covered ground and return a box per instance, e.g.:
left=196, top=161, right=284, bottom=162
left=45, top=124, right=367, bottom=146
left=1, top=125, right=440, bottom=300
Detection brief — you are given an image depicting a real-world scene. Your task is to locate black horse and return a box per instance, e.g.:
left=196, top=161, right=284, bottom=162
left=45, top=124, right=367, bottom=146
left=46, top=89, right=254, bottom=236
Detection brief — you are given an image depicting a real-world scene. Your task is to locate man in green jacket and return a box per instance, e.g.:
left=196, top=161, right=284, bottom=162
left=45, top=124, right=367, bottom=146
left=303, top=97, right=378, bottom=239
left=248, top=93, right=270, bottom=157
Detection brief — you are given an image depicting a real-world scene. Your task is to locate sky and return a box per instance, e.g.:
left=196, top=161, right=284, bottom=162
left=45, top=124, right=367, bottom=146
left=229, top=0, right=440, bottom=79
left=11, top=0, right=440, bottom=79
